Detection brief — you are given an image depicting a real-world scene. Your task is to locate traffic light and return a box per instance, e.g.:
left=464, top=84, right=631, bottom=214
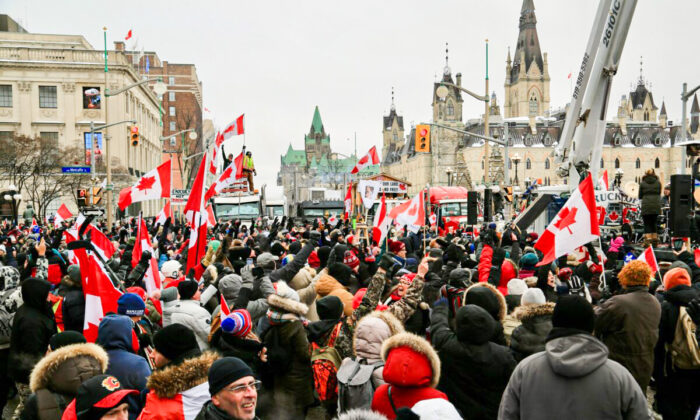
left=415, top=124, right=430, bottom=153
left=130, top=125, right=140, bottom=146
left=92, top=187, right=102, bottom=205
left=77, top=189, right=88, bottom=207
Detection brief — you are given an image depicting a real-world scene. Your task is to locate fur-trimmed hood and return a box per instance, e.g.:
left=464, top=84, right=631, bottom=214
left=380, top=332, right=441, bottom=388
left=29, top=343, right=108, bottom=394
left=289, top=266, right=316, bottom=291
left=463, top=282, right=507, bottom=321
left=514, top=302, right=555, bottom=322
left=353, top=311, right=404, bottom=361
left=146, top=351, right=220, bottom=398
left=267, top=282, right=308, bottom=316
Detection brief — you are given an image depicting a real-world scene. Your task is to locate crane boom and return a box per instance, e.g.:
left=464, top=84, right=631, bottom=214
left=554, top=0, right=638, bottom=189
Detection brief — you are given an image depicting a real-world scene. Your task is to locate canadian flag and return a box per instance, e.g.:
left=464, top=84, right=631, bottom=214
left=184, top=154, right=209, bottom=275
left=372, top=193, right=391, bottom=245
left=429, top=213, right=437, bottom=226
left=132, top=216, right=162, bottom=296
left=204, top=153, right=245, bottom=202
left=344, top=183, right=353, bottom=219
left=209, top=132, right=225, bottom=175
left=535, top=174, right=600, bottom=266
left=82, top=252, right=123, bottom=342
left=351, top=146, right=380, bottom=174
left=222, top=114, right=245, bottom=140
left=389, top=191, right=425, bottom=232
left=220, top=294, right=231, bottom=317
left=206, top=204, right=217, bottom=227
left=636, top=246, right=659, bottom=273
left=54, top=204, right=73, bottom=228
left=125, top=29, right=132, bottom=40
left=598, top=169, right=609, bottom=191
left=328, top=214, right=338, bottom=226
left=31, top=218, right=38, bottom=228
left=118, top=160, right=171, bottom=210
left=155, top=200, right=171, bottom=227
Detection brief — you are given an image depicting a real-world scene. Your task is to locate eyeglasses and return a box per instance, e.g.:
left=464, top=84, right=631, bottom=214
left=225, top=380, right=261, bottom=394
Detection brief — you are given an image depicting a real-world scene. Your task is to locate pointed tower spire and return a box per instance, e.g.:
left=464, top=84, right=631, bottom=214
left=638, top=55, right=645, bottom=86
left=659, top=100, right=667, bottom=116
left=390, top=86, right=396, bottom=112
left=510, top=0, right=543, bottom=83
left=443, top=42, right=451, bottom=75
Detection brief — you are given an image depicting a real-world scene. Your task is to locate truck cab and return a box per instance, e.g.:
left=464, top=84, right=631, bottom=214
left=211, top=181, right=262, bottom=225
left=429, top=186, right=471, bottom=227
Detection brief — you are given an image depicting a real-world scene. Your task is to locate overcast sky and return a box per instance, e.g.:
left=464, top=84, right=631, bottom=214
left=2, top=0, right=698, bottom=188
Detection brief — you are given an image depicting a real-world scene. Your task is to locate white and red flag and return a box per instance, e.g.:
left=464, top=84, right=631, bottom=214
left=598, top=169, right=609, bottom=191
left=535, top=174, right=600, bottom=266
left=155, top=200, right=171, bottom=227
left=118, top=160, right=171, bottom=210
left=372, top=193, right=391, bottom=245
left=636, top=246, right=659, bottom=273
left=350, top=146, right=380, bottom=174
left=82, top=252, right=123, bottom=342
left=205, top=204, right=217, bottom=227
left=132, top=215, right=163, bottom=296
left=209, top=132, right=225, bottom=175
left=184, top=154, right=209, bottom=275
left=389, top=191, right=425, bottom=232
left=125, top=29, right=132, bottom=40
left=222, top=114, right=245, bottom=140
left=344, top=183, right=352, bottom=219
left=220, top=294, right=231, bottom=317
left=204, top=153, right=245, bottom=201
left=54, top=204, right=72, bottom=228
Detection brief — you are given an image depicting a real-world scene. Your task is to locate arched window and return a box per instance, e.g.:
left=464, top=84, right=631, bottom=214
left=447, top=101, right=454, bottom=116
left=526, top=158, right=532, bottom=170
left=635, top=158, right=641, bottom=169
left=615, top=158, right=620, bottom=169
left=644, top=110, right=649, bottom=121
left=600, top=158, right=604, bottom=168
left=529, top=93, right=538, bottom=115
left=393, top=131, right=398, bottom=141
left=655, top=157, right=660, bottom=169
left=544, top=158, right=550, bottom=169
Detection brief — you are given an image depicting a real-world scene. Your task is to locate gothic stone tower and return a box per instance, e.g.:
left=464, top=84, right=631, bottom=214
left=305, top=106, right=331, bottom=167
left=382, top=89, right=404, bottom=159
left=504, top=0, right=551, bottom=118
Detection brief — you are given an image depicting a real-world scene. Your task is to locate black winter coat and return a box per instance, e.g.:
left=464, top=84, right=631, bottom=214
left=509, top=303, right=554, bottom=362
left=430, top=301, right=516, bottom=420
left=61, top=286, right=85, bottom=333
left=9, top=279, right=56, bottom=384
left=639, top=174, right=662, bottom=216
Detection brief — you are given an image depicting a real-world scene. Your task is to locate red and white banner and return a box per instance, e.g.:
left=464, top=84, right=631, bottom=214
left=344, top=183, right=352, bottom=219
left=184, top=154, right=209, bottom=275
left=636, top=246, right=659, bottom=273
left=118, top=160, right=171, bottom=210
left=204, top=153, right=245, bottom=202
left=222, top=114, right=245, bottom=140
left=54, top=204, right=73, bottom=228
left=535, top=174, right=600, bottom=266
left=351, top=146, right=380, bottom=174
left=206, top=204, right=217, bottom=227
left=598, top=170, right=609, bottom=191
left=372, top=193, right=391, bottom=245
left=389, top=191, right=425, bottom=232
left=155, top=200, right=171, bottom=227
left=132, top=216, right=162, bottom=296
left=209, top=132, right=225, bottom=174
left=220, top=294, right=231, bottom=316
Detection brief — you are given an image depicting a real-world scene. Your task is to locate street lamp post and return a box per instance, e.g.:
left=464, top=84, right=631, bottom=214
left=512, top=153, right=521, bottom=187
left=446, top=167, right=453, bottom=186
left=680, top=82, right=700, bottom=174
left=615, top=168, right=624, bottom=188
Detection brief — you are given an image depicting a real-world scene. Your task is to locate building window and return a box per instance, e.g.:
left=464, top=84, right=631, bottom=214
left=393, top=131, right=398, bottom=141
left=169, top=106, right=175, bottom=117
left=168, top=76, right=175, bottom=85
left=39, top=86, right=57, bottom=108
left=655, top=157, right=660, bottom=169
left=635, top=158, right=641, bottom=169
left=526, top=158, right=531, bottom=170
left=0, top=131, right=13, bottom=141
left=528, top=92, right=538, bottom=115
left=40, top=132, right=59, bottom=162
left=644, top=110, right=649, bottom=121
left=82, top=87, right=101, bottom=109
left=0, top=85, right=12, bottom=107
left=447, top=101, right=454, bottom=116
left=615, top=158, right=620, bottom=169
left=169, top=121, right=176, bottom=131
left=169, top=92, right=175, bottom=102
left=544, top=158, right=550, bottom=169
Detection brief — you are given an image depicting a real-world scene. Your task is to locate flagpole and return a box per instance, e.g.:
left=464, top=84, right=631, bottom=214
left=597, top=236, right=607, bottom=290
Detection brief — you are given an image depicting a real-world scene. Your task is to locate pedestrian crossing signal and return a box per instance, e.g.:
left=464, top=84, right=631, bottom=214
left=415, top=124, right=430, bottom=153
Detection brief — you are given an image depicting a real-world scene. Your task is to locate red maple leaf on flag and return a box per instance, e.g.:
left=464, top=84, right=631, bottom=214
left=554, top=207, right=578, bottom=234
left=136, top=176, right=156, bottom=192
left=608, top=211, right=619, bottom=222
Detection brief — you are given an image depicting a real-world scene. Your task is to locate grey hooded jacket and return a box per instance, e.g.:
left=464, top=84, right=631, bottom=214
left=498, top=333, right=650, bottom=420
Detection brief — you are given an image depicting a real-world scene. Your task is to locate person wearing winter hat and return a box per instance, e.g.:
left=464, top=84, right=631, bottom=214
left=502, top=278, right=528, bottom=344
left=48, top=330, right=87, bottom=351
left=61, top=374, right=137, bottom=420
left=517, top=253, right=539, bottom=279
left=463, top=283, right=507, bottom=345
left=653, top=265, right=700, bottom=419
left=370, top=332, right=447, bottom=420
left=343, top=250, right=360, bottom=273
left=168, top=280, right=211, bottom=351
left=509, top=286, right=555, bottom=361
left=594, top=260, right=660, bottom=393
left=221, top=310, right=254, bottom=338
left=388, top=240, right=406, bottom=258
left=138, top=325, right=219, bottom=420
left=195, top=357, right=258, bottom=420
left=499, top=295, right=648, bottom=420
left=160, top=260, right=182, bottom=282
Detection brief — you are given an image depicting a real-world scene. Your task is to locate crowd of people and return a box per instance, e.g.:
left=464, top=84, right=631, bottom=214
left=0, top=211, right=698, bottom=420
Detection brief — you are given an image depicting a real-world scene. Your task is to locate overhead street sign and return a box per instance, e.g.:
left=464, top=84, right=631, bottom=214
left=62, top=166, right=91, bottom=174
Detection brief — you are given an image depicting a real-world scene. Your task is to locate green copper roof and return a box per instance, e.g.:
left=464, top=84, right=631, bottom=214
left=280, top=144, right=306, bottom=166
left=312, top=106, right=324, bottom=133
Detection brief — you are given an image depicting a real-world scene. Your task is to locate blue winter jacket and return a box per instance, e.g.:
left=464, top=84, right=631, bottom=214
left=96, top=314, right=151, bottom=420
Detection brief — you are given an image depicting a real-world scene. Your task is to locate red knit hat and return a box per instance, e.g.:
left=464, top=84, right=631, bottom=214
left=389, top=240, right=405, bottom=254
left=308, top=251, right=321, bottom=269
left=343, top=250, right=360, bottom=270
left=663, top=267, right=691, bottom=290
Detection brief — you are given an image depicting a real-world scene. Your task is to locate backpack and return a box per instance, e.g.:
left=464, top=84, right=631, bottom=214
left=310, top=322, right=342, bottom=403
left=666, top=306, right=700, bottom=370
left=336, top=358, right=384, bottom=413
